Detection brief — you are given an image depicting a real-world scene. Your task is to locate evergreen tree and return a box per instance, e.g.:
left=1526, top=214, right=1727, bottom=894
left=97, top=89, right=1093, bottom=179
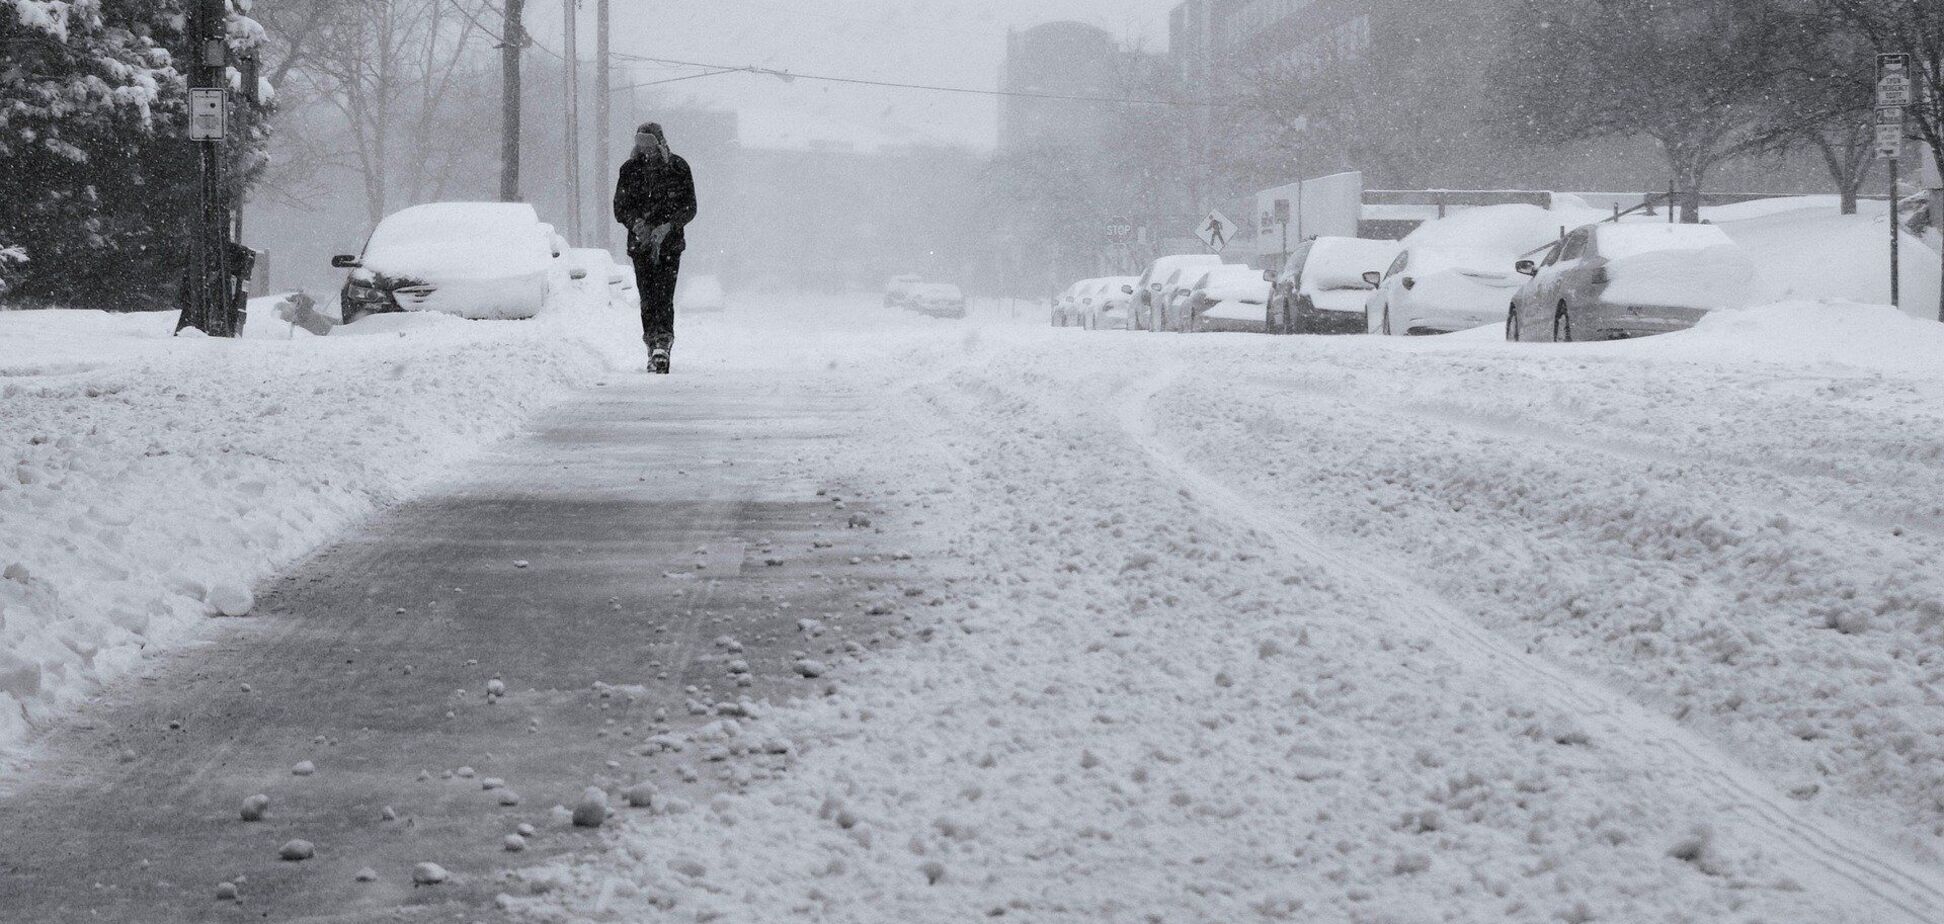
left=0, top=0, right=269, bottom=309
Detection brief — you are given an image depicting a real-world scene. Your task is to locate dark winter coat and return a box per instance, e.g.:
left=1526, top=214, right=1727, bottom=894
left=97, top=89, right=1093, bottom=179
left=613, top=152, right=698, bottom=260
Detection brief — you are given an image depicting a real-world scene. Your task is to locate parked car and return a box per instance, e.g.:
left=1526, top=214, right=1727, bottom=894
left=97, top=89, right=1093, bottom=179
left=884, top=274, right=925, bottom=309
left=1186, top=266, right=1274, bottom=333
left=1052, top=280, right=1089, bottom=327
left=1127, top=255, right=1223, bottom=332
left=564, top=248, right=633, bottom=296
left=907, top=283, right=967, bottom=319
left=1268, top=237, right=1403, bottom=335
left=333, top=202, right=559, bottom=324
left=1363, top=246, right=1525, bottom=336
left=677, top=273, right=727, bottom=314
left=1508, top=223, right=1757, bottom=342
left=1089, top=276, right=1140, bottom=330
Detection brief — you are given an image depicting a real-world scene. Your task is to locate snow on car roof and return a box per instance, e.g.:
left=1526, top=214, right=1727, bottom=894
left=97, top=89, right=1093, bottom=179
left=1594, top=223, right=1737, bottom=259
left=1302, top=238, right=1404, bottom=293
left=363, top=202, right=552, bottom=281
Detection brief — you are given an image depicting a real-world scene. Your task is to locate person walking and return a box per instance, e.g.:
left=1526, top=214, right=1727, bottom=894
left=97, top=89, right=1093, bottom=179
left=613, top=122, right=698, bottom=374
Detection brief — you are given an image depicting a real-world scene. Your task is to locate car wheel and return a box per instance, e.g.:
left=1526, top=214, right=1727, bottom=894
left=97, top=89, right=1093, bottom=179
left=1506, top=304, right=1519, bottom=342
left=1553, top=303, right=1572, bottom=343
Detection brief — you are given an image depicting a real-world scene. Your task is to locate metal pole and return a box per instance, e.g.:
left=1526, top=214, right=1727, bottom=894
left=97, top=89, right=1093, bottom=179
left=500, top=0, right=525, bottom=201
left=595, top=0, right=611, bottom=251
left=563, top=0, right=583, bottom=245
left=1890, top=157, right=1901, bottom=309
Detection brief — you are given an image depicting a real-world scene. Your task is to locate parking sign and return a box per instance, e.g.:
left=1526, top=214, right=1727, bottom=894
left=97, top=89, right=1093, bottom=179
left=189, top=88, right=226, bottom=141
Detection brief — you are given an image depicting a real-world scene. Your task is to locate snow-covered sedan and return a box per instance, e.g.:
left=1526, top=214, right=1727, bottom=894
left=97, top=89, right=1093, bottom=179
left=907, top=283, right=967, bottom=319
left=1268, top=237, right=1403, bottom=335
left=333, top=202, right=560, bottom=324
left=1087, top=276, right=1140, bottom=330
left=1186, top=266, right=1273, bottom=333
left=1364, top=247, right=1526, bottom=336
left=1128, top=254, right=1224, bottom=332
left=1507, top=223, right=1757, bottom=342
left=1052, top=280, right=1089, bottom=327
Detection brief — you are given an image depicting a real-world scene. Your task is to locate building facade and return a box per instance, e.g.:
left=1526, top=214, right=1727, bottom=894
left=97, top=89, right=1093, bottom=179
left=998, top=21, right=1122, bottom=153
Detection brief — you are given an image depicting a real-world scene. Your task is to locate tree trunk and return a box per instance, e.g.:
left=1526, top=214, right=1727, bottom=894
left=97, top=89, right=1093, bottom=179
left=500, top=0, right=524, bottom=202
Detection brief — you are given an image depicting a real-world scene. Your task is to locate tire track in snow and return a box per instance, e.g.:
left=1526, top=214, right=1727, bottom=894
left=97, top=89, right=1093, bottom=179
left=1119, top=364, right=1944, bottom=924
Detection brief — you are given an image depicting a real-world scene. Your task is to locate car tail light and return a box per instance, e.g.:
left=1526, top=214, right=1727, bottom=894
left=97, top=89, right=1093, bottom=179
left=1590, top=267, right=1610, bottom=286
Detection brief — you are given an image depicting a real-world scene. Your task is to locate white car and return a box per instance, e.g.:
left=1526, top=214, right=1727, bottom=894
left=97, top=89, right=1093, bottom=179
left=1088, top=276, right=1140, bottom=330
left=1364, top=247, right=1525, bottom=336
left=1185, top=266, right=1273, bottom=333
left=908, top=283, right=966, bottom=319
left=564, top=248, right=632, bottom=293
left=677, top=274, right=726, bottom=313
left=1128, top=255, right=1224, bottom=331
left=884, top=274, right=924, bottom=309
left=1268, top=237, right=1404, bottom=335
left=1053, top=280, right=1088, bottom=327
left=333, top=202, right=560, bottom=323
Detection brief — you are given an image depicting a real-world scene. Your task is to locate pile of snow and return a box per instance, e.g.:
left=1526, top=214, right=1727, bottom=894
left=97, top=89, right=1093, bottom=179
left=0, top=280, right=636, bottom=751
left=1716, top=201, right=1943, bottom=318
left=1632, top=299, right=1944, bottom=372
left=1597, top=225, right=1757, bottom=312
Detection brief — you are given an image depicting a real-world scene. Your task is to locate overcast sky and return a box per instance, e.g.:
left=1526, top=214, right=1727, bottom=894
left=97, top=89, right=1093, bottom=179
left=529, top=0, right=1181, bottom=151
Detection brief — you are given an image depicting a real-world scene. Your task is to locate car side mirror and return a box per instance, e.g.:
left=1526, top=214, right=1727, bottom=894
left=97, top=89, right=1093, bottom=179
left=1361, top=271, right=1382, bottom=287
left=332, top=255, right=361, bottom=269
left=1516, top=260, right=1538, bottom=277
left=1150, top=283, right=1162, bottom=292
left=1262, top=269, right=1276, bottom=283
left=1121, top=285, right=1134, bottom=295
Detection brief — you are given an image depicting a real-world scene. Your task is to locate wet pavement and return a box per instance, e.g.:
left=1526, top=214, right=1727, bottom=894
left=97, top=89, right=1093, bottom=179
left=0, top=378, right=909, bottom=922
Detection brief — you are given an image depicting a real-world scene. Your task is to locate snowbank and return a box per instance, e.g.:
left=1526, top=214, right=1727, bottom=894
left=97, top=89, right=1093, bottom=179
left=0, top=281, right=638, bottom=753
left=1628, top=299, right=1944, bottom=372
left=1717, top=201, right=1943, bottom=318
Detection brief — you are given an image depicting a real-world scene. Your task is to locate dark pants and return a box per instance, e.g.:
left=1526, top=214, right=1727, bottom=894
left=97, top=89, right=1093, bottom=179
left=633, top=250, right=681, bottom=352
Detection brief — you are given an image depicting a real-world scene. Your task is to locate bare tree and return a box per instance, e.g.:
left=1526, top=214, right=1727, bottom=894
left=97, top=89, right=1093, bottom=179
left=1493, top=0, right=1788, bottom=222
left=269, top=0, right=498, bottom=223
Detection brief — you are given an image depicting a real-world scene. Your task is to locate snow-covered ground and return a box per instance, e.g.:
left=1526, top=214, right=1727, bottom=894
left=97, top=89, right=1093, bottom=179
left=6, top=201, right=1944, bottom=920
left=484, top=295, right=1944, bottom=923
left=0, top=276, right=640, bottom=753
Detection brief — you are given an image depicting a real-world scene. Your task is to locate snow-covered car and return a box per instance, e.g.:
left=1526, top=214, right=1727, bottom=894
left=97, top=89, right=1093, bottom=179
left=1088, top=276, right=1140, bottom=330
left=907, top=283, right=966, bottom=319
left=1128, top=255, right=1224, bottom=331
left=333, top=202, right=559, bottom=324
left=677, top=273, right=727, bottom=314
left=1508, top=223, right=1757, bottom=342
left=1186, top=266, right=1274, bottom=333
left=1053, top=280, right=1089, bottom=327
left=1363, top=247, right=1525, bottom=336
left=564, top=248, right=632, bottom=294
left=1268, top=237, right=1403, bottom=335
left=884, top=274, right=924, bottom=309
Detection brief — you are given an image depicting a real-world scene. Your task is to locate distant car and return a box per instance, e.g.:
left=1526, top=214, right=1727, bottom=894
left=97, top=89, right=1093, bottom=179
left=884, top=274, right=925, bottom=309
left=907, top=283, right=966, bottom=319
left=1052, top=280, right=1089, bottom=327
left=1268, top=237, right=1403, bottom=335
left=333, top=202, right=559, bottom=324
left=677, top=274, right=726, bottom=314
left=1364, top=246, right=1525, bottom=336
left=1087, top=276, right=1140, bottom=330
left=1128, top=255, right=1224, bottom=332
left=1508, top=223, right=1757, bottom=342
left=564, top=248, right=632, bottom=294
left=1186, top=266, right=1273, bottom=333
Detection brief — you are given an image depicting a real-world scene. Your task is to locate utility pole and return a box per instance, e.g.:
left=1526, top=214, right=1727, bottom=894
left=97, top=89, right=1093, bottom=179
left=563, top=0, right=584, bottom=245
left=177, top=0, right=236, bottom=337
left=500, top=0, right=525, bottom=202
left=595, top=0, right=612, bottom=251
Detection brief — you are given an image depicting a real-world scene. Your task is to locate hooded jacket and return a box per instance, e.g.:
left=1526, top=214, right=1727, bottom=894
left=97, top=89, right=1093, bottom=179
left=613, top=151, right=698, bottom=259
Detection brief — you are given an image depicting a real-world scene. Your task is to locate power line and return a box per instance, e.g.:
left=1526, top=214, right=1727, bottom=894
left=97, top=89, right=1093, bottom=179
left=610, top=52, right=1262, bottom=110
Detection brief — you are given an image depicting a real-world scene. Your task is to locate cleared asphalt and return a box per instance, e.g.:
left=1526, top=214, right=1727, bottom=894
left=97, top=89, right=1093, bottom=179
left=0, top=377, right=912, bottom=922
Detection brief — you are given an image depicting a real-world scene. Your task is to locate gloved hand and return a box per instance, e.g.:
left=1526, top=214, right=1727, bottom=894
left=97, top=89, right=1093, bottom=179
left=630, top=219, right=654, bottom=251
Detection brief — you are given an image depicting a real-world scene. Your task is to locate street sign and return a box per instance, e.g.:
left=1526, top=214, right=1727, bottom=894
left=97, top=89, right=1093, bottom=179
left=1878, top=53, right=1914, bottom=108
left=1877, top=124, right=1907, bottom=160
left=1105, top=216, right=1133, bottom=244
left=189, top=88, right=227, bottom=141
left=1197, top=209, right=1235, bottom=253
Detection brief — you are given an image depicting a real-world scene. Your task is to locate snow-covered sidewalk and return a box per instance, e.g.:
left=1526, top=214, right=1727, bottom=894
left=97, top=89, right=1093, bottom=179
left=509, top=301, right=1944, bottom=922
left=0, top=282, right=637, bottom=752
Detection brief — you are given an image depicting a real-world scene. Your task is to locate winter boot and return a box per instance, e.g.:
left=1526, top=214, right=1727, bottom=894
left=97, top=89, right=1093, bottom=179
left=651, top=348, right=671, bottom=375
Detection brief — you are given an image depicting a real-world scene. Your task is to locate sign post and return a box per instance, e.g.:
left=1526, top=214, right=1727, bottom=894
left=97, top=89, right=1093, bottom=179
left=1877, top=53, right=1911, bottom=309
left=1273, top=198, right=1291, bottom=265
